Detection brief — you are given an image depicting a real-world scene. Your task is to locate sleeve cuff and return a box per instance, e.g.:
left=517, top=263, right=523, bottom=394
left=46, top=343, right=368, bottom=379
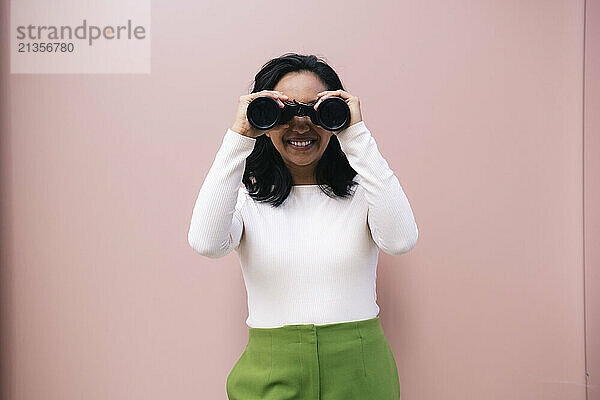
left=225, top=128, right=257, bottom=153
left=335, top=120, right=368, bottom=142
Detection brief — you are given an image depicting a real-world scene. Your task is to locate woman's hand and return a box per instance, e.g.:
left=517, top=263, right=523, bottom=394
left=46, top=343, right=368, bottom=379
left=313, top=89, right=363, bottom=132
left=231, top=90, right=289, bottom=138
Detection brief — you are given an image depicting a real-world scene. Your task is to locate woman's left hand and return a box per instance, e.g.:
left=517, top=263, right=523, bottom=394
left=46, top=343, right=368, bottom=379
left=313, top=89, right=362, bottom=131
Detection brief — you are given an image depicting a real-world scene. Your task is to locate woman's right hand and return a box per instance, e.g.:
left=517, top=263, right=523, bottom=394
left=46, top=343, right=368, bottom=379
left=231, top=90, right=289, bottom=138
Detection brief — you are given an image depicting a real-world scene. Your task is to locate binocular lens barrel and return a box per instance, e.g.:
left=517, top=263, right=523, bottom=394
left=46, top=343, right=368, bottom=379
left=317, top=99, right=349, bottom=130
left=247, top=97, right=280, bottom=130
left=247, top=96, right=350, bottom=131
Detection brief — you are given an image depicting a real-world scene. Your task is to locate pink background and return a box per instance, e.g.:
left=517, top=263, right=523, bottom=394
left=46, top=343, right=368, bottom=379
left=1, top=1, right=597, bottom=399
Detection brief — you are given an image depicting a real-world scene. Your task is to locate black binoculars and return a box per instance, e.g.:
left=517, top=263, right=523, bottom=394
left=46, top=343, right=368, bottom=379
left=246, top=96, right=350, bottom=131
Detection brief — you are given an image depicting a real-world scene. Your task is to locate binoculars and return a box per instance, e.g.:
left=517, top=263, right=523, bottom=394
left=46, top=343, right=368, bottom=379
left=246, top=96, right=350, bottom=131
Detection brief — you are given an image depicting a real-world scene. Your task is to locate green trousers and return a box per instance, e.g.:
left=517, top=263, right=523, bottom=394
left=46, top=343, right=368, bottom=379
left=226, top=316, right=401, bottom=399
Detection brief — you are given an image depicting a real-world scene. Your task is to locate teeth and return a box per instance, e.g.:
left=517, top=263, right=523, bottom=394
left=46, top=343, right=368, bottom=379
left=289, top=140, right=313, bottom=147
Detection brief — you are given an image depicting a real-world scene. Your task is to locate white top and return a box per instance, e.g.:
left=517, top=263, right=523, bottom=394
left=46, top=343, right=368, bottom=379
left=188, top=121, right=419, bottom=328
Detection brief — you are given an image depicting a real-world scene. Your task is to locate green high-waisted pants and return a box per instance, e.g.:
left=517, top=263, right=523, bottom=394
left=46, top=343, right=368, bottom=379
left=226, top=316, right=401, bottom=400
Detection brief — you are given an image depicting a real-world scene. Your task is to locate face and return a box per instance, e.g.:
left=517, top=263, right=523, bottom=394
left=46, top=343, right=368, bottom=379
left=266, top=71, right=332, bottom=183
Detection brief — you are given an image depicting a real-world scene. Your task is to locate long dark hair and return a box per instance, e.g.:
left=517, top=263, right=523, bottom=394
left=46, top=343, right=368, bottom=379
left=242, top=53, right=358, bottom=207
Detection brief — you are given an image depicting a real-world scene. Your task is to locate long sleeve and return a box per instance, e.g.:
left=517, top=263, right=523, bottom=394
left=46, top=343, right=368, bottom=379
left=187, top=128, right=256, bottom=258
left=336, top=121, right=419, bottom=256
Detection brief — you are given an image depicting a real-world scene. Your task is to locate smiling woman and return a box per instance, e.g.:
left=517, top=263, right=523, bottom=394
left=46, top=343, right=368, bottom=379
left=229, top=54, right=364, bottom=206
left=187, top=52, right=418, bottom=400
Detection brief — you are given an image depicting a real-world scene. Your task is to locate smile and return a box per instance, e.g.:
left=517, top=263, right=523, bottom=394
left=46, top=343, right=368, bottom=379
left=286, top=140, right=316, bottom=150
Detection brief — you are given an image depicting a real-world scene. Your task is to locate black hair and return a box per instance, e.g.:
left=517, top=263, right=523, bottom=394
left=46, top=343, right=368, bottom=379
left=242, top=53, right=358, bottom=207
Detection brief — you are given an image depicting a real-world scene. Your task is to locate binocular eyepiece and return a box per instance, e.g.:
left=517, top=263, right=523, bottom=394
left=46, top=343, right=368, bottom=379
left=246, top=96, right=350, bottom=131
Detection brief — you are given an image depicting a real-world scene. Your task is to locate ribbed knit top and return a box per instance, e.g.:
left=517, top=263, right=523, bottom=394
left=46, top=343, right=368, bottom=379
left=188, top=121, right=418, bottom=328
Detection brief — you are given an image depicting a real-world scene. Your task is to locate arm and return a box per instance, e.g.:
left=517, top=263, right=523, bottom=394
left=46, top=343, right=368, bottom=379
left=187, top=128, right=256, bottom=258
left=336, top=121, right=419, bottom=255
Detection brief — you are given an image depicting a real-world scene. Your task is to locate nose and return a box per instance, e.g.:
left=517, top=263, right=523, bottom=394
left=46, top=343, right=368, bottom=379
left=290, top=116, right=310, bottom=133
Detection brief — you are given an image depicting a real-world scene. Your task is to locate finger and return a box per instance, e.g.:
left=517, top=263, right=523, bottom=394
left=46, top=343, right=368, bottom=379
left=263, top=90, right=289, bottom=100
left=317, top=89, right=347, bottom=97
left=317, top=90, right=340, bottom=95
left=313, top=94, right=337, bottom=109
left=252, top=90, right=288, bottom=101
left=314, top=90, right=352, bottom=109
left=320, top=90, right=352, bottom=101
left=314, top=92, right=333, bottom=107
left=255, top=91, right=287, bottom=107
left=263, top=94, right=285, bottom=107
left=268, top=90, right=289, bottom=107
left=268, top=95, right=285, bottom=108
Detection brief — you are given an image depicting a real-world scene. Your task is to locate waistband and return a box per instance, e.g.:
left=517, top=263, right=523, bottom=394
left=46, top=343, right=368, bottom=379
left=247, top=316, right=383, bottom=345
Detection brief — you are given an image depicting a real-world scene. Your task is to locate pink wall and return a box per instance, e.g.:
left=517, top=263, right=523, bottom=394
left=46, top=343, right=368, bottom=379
left=585, top=0, right=599, bottom=398
left=0, top=1, right=594, bottom=399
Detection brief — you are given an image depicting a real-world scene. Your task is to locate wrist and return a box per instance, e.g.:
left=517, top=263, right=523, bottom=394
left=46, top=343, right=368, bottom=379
left=231, top=124, right=251, bottom=137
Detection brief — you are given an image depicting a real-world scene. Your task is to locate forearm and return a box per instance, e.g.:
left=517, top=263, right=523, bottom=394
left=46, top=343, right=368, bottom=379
left=336, top=121, right=418, bottom=255
left=187, top=128, right=256, bottom=258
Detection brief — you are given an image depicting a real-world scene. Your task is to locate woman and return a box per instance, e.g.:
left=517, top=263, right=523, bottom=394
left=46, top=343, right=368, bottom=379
left=188, top=53, right=418, bottom=400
